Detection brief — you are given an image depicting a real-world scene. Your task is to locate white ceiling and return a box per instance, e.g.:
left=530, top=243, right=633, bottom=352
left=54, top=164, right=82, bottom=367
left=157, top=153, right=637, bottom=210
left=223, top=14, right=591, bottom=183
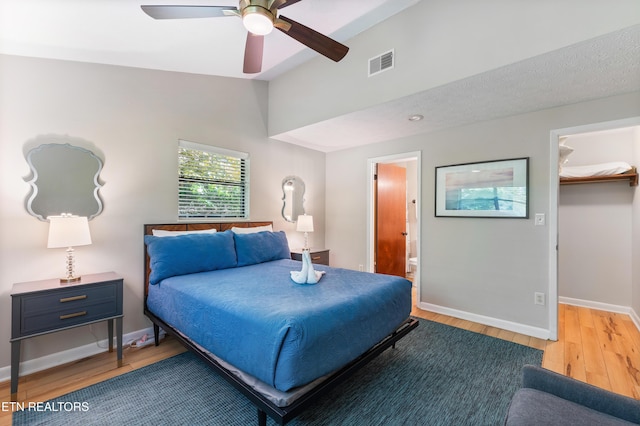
left=0, top=0, right=417, bottom=81
left=1, top=1, right=639, bottom=153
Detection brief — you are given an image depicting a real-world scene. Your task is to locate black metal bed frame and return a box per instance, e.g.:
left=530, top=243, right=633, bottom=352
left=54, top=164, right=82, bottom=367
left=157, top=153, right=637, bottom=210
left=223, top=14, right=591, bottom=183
left=142, top=222, right=419, bottom=425
left=145, top=309, right=418, bottom=425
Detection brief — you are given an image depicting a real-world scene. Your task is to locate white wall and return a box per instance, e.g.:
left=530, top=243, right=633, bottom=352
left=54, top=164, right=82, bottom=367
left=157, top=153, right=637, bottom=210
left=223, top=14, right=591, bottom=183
left=559, top=128, right=637, bottom=307
left=0, top=54, right=325, bottom=369
left=325, top=92, right=640, bottom=337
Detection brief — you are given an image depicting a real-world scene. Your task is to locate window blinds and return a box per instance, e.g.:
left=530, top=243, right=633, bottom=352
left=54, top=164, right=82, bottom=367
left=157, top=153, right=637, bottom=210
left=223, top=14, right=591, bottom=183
left=178, top=140, right=249, bottom=219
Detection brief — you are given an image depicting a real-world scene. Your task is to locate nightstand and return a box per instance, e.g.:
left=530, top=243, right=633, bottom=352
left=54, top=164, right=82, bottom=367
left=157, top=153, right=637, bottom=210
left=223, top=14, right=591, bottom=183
left=290, top=248, right=330, bottom=266
left=10, top=271, right=123, bottom=399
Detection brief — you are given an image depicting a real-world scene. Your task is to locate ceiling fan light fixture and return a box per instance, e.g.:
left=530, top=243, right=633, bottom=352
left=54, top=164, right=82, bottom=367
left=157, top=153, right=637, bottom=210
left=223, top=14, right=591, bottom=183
left=242, top=6, right=274, bottom=35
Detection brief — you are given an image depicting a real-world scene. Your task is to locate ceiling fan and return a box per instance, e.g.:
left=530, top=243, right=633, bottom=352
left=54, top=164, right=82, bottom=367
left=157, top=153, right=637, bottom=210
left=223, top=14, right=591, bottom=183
left=141, top=0, right=349, bottom=74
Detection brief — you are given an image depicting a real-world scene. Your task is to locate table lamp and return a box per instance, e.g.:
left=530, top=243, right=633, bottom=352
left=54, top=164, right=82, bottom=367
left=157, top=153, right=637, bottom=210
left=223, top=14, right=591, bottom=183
left=296, top=214, right=313, bottom=251
left=47, top=214, right=92, bottom=283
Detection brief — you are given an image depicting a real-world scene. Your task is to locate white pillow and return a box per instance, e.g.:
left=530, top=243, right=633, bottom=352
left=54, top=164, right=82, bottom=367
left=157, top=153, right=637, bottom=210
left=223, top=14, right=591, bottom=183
left=558, top=145, right=574, bottom=172
left=152, top=228, right=217, bottom=237
left=231, top=225, right=273, bottom=234
left=560, top=162, right=632, bottom=178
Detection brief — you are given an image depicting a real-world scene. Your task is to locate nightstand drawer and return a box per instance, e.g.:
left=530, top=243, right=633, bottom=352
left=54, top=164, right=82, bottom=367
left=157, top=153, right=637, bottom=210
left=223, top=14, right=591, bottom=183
left=291, top=249, right=330, bottom=266
left=308, top=251, right=329, bottom=265
left=21, top=299, right=119, bottom=335
left=21, top=283, right=117, bottom=314
left=16, top=282, right=121, bottom=337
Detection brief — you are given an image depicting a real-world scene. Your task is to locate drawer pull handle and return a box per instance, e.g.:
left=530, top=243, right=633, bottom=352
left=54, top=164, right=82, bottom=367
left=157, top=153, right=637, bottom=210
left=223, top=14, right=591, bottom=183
left=60, top=311, right=87, bottom=320
left=311, top=256, right=321, bottom=260
left=60, top=295, right=87, bottom=303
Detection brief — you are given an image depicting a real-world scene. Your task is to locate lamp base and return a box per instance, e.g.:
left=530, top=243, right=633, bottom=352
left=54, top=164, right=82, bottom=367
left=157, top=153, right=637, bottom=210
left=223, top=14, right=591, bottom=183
left=303, top=231, right=309, bottom=251
left=60, top=247, right=81, bottom=284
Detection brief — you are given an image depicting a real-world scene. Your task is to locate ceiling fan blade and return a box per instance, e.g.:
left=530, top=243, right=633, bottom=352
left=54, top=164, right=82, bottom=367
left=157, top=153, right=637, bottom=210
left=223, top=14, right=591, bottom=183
left=141, top=5, right=237, bottom=20
left=272, top=0, right=304, bottom=9
left=276, top=15, right=348, bottom=62
left=243, top=33, right=264, bottom=74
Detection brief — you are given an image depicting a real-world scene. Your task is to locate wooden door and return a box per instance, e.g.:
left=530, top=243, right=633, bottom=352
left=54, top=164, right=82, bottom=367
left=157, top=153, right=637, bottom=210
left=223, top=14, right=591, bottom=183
left=375, top=163, right=406, bottom=276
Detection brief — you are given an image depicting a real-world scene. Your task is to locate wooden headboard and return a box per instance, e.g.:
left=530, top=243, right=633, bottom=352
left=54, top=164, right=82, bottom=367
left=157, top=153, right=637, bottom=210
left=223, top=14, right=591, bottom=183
left=143, top=221, right=273, bottom=297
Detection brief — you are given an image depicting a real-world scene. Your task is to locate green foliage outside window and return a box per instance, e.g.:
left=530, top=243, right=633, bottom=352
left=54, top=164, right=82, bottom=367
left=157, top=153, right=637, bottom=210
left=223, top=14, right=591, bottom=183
left=178, top=144, right=248, bottom=218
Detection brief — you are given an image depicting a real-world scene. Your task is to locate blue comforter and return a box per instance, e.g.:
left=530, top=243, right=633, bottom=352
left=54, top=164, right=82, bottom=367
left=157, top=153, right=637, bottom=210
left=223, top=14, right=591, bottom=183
left=146, top=259, right=411, bottom=392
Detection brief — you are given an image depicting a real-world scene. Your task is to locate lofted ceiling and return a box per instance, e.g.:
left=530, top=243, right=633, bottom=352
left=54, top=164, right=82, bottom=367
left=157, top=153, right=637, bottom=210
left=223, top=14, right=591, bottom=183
left=0, top=0, right=418, bottom=81
left=1, top=1, right=639, bottom=153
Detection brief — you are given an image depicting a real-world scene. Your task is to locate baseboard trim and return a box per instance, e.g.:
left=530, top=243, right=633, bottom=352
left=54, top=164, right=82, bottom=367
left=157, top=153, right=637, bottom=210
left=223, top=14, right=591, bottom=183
left=560, top=296, right=640, bottom=332
left=631, top=308, right=640, bottom=332
left=417, top=301, right=551, bottom=340
left=0, top=327, right=154, bottom=384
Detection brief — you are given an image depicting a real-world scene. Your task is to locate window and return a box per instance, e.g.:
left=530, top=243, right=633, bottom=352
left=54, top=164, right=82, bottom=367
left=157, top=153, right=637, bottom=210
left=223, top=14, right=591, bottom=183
left=178, top=140, right=249, bottom=219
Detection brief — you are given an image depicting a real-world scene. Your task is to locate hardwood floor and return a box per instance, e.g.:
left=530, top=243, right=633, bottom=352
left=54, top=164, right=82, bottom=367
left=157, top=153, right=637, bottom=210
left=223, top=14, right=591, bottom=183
left=411, top=295, right=640, bottom=400
left=1, top=298, right=638, bottom=425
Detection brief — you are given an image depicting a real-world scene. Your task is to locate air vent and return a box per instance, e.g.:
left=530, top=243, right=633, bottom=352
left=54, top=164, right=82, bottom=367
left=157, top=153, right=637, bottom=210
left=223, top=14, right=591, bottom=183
left=368, top=49, right=394, bottom=77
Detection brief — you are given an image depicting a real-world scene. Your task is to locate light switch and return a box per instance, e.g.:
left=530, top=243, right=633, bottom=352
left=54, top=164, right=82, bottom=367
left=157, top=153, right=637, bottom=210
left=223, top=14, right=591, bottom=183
left=534, top=213, right=545, bottom=226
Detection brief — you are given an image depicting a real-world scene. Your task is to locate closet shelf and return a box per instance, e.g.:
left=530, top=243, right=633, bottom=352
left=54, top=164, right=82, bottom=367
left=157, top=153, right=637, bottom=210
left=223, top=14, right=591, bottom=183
left=559, top=166, right=638, bottom=187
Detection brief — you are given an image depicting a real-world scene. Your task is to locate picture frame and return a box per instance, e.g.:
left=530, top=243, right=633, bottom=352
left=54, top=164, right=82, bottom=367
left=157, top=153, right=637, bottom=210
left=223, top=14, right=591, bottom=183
left=435, top=157, right=529, bottom=218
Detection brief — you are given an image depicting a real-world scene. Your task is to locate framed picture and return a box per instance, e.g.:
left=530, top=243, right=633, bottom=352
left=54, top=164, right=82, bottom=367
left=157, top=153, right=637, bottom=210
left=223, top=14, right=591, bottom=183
left=435, top=157, right=529, bottom=218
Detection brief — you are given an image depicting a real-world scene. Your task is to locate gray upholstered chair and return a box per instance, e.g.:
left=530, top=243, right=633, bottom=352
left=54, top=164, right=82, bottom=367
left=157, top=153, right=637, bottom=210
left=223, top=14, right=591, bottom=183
left=505, top=365, right=640, bottom=425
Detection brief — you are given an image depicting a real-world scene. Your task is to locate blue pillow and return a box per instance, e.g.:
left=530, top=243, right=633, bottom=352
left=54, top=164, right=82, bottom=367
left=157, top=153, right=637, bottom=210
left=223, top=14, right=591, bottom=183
left=234, top=231, right=290, bottom=267
left=145, top=231, right=237, bottom=284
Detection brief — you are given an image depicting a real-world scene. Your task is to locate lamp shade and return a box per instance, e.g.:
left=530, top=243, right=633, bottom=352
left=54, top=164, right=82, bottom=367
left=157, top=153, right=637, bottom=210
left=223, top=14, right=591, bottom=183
left=47, top=215, right=92, bottom=248
left=296, top=215, right=314, bottom=233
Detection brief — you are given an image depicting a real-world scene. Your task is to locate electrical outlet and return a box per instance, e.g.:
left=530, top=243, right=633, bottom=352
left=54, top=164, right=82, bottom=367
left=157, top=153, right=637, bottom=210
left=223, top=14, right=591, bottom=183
left=534, top=292, right=545, bottom=306
left=358, top=264, right=364, bottom=272
left=534, top=213, right=545, bottom=226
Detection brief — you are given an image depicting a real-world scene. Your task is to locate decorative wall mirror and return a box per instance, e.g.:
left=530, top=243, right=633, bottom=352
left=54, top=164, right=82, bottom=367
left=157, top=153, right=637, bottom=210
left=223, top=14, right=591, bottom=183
left=281, top=176, right=305, bottom=222
left=25, top=143, right=104, bottom=221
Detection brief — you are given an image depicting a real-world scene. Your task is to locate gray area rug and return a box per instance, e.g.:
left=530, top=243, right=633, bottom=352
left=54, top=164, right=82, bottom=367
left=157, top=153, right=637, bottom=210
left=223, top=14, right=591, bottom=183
left=13, top=319, right=542, bottom=425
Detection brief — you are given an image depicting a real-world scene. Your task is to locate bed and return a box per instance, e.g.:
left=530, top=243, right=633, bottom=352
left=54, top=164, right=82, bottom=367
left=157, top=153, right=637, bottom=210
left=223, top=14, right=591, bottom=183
left=143, top=221, right=418, bottom=425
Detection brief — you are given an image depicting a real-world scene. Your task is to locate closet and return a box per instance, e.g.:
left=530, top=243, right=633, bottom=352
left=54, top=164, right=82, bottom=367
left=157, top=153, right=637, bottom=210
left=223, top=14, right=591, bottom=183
left=558, top=127, right=638, bottom=309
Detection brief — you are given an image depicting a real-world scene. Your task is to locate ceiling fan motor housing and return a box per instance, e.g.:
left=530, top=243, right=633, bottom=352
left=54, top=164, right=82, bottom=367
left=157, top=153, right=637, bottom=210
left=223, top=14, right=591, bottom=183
left=240, top=0, right=276, bottom=35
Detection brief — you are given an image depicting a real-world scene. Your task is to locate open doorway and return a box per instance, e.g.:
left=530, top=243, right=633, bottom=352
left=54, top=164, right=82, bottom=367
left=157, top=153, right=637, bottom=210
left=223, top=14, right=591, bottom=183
left=367, top=151, right=422, bottom=290
left=549, top=117, right=640, bottom=340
